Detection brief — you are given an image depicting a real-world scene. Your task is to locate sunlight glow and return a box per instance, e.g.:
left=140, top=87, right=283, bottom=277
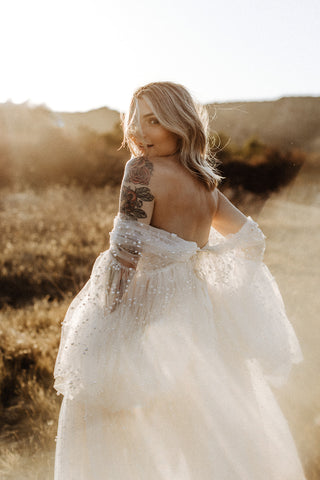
left=1, top=0, right=319, bottom=112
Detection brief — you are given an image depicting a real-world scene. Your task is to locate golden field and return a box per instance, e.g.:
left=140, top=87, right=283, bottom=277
left=0, top=101, right=319, bottom=479
left=0, top=185, right=120, bottom=479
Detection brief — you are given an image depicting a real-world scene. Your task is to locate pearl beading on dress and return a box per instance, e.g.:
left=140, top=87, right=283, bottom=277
left=53, top=213, right=303, bottom=410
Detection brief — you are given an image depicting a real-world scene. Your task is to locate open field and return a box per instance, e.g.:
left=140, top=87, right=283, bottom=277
left=1, top=164, right=319, bottom=478
left=0, top=104, right=318, bottom=478
left=0, top=186, right=119, bottom=478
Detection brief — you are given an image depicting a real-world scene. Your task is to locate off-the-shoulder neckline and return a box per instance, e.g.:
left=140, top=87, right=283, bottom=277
left=115, top=213, right=254, bottom=250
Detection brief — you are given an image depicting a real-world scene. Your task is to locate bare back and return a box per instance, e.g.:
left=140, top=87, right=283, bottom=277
left=119, top=155, right=247, bottom=246
left=119, top=155, right=217, bottom=248
left=150, top=157, right=216, bottom=248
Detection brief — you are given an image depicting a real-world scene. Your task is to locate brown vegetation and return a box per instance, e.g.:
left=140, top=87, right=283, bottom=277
left=212, top=135, right=305, bottom=204
left=0, top=100, right=315, bottom=478
left=0, top=116, right=127, bottom=190
left=0, top=185, right=119, bottom=308
left=0, top=186, right=119, bottom=478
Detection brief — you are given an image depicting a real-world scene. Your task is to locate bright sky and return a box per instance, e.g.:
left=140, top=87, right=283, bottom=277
left=1, top=0, right=319, bottom=113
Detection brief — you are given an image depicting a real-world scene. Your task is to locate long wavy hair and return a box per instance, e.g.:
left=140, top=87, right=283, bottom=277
left=122, top=81, right=221, bottom=191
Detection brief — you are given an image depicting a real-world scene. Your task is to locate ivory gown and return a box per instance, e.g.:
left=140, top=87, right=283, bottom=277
left=54, top=213, right=306, bottom=479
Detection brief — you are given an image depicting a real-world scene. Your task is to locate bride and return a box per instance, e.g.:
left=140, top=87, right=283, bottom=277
left=54, top=81, right=306, bottom=479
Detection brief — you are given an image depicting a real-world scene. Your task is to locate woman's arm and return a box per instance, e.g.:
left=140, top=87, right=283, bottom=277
left=116, top=157, right=155, bottom=271
left=211, top=189, right=247, bottom=236
left=107, top=157, right=156, bottom=311
left=119, top=157, right=155, bottom=224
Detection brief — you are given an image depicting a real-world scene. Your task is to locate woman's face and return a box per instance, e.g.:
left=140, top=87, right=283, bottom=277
left=131, top=97, right=179, bottom=158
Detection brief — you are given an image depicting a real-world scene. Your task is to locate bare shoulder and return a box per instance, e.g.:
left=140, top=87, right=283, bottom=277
left=148, top=156, right=186, bottom=193
left=125, top=156, right=154, bottom=179
left=119, top=156, right=155, bottom=223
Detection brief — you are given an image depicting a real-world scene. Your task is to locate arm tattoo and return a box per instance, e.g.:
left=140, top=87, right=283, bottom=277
left=120, top=157, right=154, bottom=220
left=127, top=156, right=153, bottom=185
left=120, top=185, right=154, bottom=219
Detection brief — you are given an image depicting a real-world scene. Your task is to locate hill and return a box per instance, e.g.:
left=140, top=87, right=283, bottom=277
left=0, top=102, right=119, bottom=141
left=207, top=96, right=320, bottom=152
left=57, top=96, right=320, bottom=153
left=58, top=106, right=119, bottom=133
left=1, top=96, right=319, bottom=153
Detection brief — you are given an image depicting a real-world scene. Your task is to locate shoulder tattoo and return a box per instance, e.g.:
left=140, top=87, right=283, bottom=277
left=120, top=157, right=155, bottom=220
left=127, top=156, right=153, bottom=185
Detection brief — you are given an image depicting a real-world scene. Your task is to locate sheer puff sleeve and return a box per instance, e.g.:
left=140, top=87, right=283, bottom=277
left=53, top=214, right=190, bottom=412
left=198, top=217, right=303, bottom=388
left=53, top=214, right=149, bottom=405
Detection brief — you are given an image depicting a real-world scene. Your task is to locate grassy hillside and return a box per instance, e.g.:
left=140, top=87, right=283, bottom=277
left=1, top=176, right=319, bottom=479
left=207, top=96, right=320, bottom=152
left=1, top=96, right=319, bottom=154
left=58, top=106, right=120, bottom=133
left=0, top=99, right=306, bottom=197
left=0, top=186, right=119, bottom=478
left=0, top=102, right=119, bottom=138
left=0, top=97, right=318, bottom=478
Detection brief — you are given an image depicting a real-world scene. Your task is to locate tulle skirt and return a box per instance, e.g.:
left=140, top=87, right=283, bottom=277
left=55, top=357, right=305, bottom=479
left=55, top=218, right=305, bottom=480
left=54, top=249, right=306, bottom=479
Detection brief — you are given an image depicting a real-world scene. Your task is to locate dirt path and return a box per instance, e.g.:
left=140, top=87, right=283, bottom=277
left=257, top=156, right=320, bottom=477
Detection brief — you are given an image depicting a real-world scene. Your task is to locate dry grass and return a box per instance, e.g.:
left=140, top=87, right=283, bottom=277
left=0, top=185, right=119, bottom=478
left=0, top=298, right=66, bottom=478
left=0, top=99, right=315, bottom=477
left=0, top=185, right=119, bottom=307
left=0, top=162, right=317, bottom=478
left=0, top=184, right=119, bottom=480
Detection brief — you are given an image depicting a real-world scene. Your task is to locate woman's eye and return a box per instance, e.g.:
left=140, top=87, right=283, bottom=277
left=149, top=118, right=159, bottom=125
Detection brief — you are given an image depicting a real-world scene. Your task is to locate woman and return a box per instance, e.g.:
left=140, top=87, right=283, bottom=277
left=54, top=81, right=306, bottom=479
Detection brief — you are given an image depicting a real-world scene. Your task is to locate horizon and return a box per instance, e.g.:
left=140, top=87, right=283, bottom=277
left=2, top=93, right=320, bottom=115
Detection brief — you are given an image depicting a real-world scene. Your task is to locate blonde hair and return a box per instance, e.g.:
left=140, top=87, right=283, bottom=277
left=122, top=81, right=221, bottom=190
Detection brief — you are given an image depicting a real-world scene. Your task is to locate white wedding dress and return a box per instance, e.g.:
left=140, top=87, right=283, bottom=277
left=54, top=213, right=306, bottom=479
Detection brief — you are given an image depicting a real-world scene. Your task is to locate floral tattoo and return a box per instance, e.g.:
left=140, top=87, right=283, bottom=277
left=120, top=186, right=154, bottom=219
left=120, top=157, right=154, bottom=220
left=128, top=157, right=153, bottom=185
